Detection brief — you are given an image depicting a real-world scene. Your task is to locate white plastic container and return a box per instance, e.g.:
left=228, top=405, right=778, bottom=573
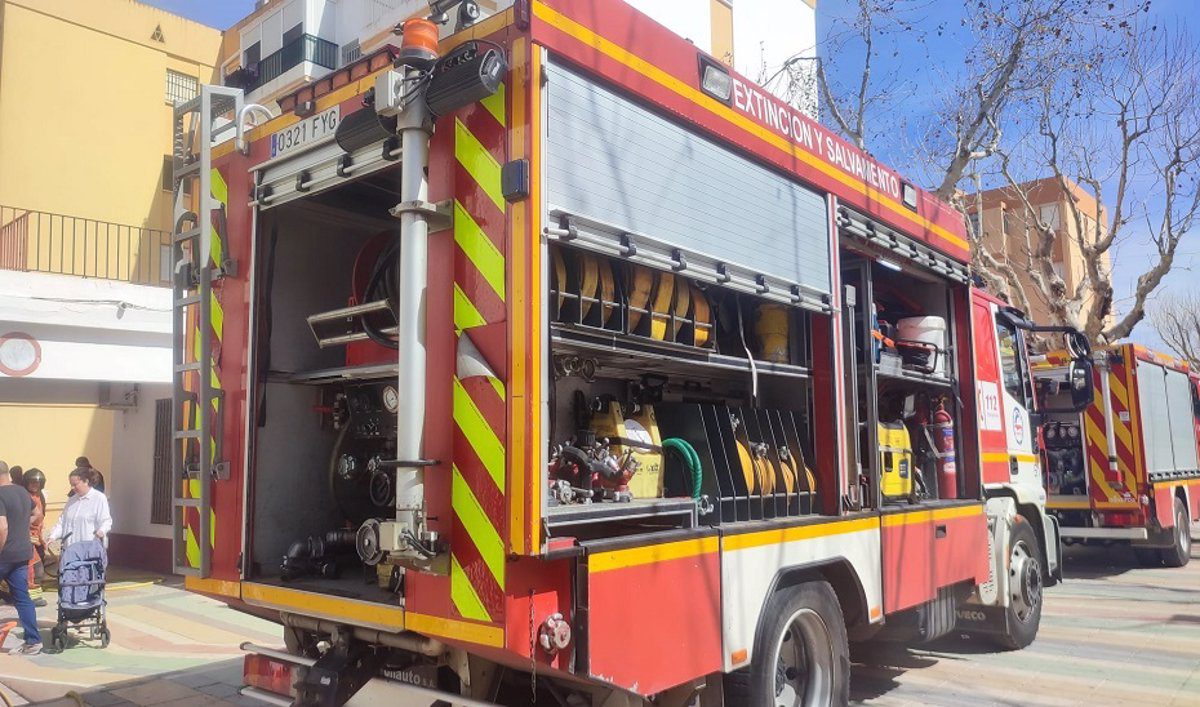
left=896, top=316, right=947, bottom=376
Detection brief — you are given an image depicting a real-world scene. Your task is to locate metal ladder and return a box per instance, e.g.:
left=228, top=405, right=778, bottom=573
left=169, top=85, right=243, bottom=577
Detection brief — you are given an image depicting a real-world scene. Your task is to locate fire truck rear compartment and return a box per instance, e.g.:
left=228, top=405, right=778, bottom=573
left=247, top=175, right=406, bottom=603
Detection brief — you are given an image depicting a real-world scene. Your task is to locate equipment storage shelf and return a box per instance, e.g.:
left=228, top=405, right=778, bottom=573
left=545, top=241, right=824, bottom=541
left=271, top=362, right=400, bottom=385
left=552, top=324, right=812, bottom=384
left=872, top=365, right=954, bottom=390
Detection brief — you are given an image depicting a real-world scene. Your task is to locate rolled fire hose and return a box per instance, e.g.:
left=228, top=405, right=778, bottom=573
left=662, top=438, right=702, bottom=500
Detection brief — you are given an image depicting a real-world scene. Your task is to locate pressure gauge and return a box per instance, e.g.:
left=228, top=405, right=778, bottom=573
left=382, top=385, right=399, bottom=413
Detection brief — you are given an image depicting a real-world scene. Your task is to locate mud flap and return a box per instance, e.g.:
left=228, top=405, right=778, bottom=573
left=1043, top=513, right=1062, bottom=587
left=954, top=603, right=1009, bottom=637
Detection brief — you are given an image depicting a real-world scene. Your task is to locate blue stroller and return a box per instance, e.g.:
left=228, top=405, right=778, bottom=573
left=49, top=539, right=109, bottom=650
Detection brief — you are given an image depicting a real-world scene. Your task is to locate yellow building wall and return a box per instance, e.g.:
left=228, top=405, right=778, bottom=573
left=0, top=0, right=221, bottom=281
left=0, top=403, right=115, bottom=532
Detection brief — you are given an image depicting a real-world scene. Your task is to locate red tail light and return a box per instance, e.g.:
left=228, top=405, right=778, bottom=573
left=244, top=654, right=299, bottom=697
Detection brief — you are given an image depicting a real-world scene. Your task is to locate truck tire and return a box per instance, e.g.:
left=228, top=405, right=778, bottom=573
left=1160, top=498, right=1192, bottom=568
left=994, top=516, right=1043, bottom=650
left=724, top=580, right=850, bottom=707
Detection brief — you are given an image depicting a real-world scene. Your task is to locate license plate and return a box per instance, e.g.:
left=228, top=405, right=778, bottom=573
left=270, top=105, right=340, bottom=158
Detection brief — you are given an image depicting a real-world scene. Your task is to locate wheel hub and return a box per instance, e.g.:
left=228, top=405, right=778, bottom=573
left=772, top=609, right=833, bottom=707
left=1009, top=540, right=1042, bottom=623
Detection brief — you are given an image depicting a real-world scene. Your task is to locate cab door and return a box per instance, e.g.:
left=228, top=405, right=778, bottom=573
left=992, top=310, right=1041, bottom=491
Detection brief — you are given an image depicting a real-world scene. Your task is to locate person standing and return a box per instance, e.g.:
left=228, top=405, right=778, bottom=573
left=48, top=467, right=112, bottom=550
left=71, top=457, right=105, bottom=496
left=0, top=461, right=42, bottom=655
left=22, top=469, right=46, bottom=607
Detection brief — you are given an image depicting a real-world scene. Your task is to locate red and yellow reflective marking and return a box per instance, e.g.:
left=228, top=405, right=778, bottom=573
left=450, top=82, right=509, bottom=623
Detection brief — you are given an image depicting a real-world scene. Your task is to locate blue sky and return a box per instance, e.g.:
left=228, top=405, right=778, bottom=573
left=816, top=0, right=1200, bottom=346
left=143, top=0, right=253, bottom=29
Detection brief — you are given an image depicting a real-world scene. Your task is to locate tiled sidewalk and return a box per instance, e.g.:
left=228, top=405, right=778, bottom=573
left=0, top=570, right=280, bottom=705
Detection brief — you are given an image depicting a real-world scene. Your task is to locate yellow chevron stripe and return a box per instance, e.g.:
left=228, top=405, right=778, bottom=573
left=1084, top=412, right=1121, bottom=503
left=454, top=200, right=505, bottom=301
left=488, top=376, right=505, bottom=401
left=210, top=292, right=225, bottom=340
left=455, top=119, right=504, bottom=211
left=452, top=465, right=505, bottom=585
left=185, top=526, right=200, bottom=568
left=481, top=82, right=506, bottom=128
left=454, top=283, right=488, bottom=331
left=1112, top=404, right=1133, bottom=453
left=450, top=554, right=491, bottom=622
left=453, top=377, right=505, bottom=491
left=1109, top=371, right=1128, bottom=408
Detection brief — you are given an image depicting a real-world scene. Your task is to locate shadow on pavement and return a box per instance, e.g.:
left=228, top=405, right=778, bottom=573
left=30, top=657, right=254, bottom=706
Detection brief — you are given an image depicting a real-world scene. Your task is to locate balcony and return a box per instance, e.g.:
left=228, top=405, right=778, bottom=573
left=226, top=34, right=339, bottom=94
left=0, top=205, right=171, bottom=287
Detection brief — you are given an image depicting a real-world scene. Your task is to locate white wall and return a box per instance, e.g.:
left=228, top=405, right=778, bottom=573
left=0, top=271, right=170, bottom=383
left=109, top=382, right=173, bottom=540
left=733, top=0, right=817, bottom=115
left=624, top=0, right=713, bottom=54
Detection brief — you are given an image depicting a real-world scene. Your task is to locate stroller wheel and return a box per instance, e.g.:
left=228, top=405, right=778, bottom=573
left=50, top=627, right=66, bottom=652
left=98, top=627, right=111, bottom=649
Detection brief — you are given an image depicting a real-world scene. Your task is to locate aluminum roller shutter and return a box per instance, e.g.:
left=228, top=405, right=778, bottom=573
left=1165, top=367, right=1199, bottom=471
left=1137, top=364, right=1175, bottom=474
left=544, top=60, right=831, bottom=300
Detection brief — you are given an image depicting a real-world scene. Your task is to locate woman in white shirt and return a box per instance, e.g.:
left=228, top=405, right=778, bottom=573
left=48, top=468, right=112, bottom=549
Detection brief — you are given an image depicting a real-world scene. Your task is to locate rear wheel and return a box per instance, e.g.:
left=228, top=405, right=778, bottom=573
left=994, top=516, right=1043, bottom=650
left=50, top=626, right=66, bottom=652
left=724, top=580, right=850, bottom=707
left=1161, top=498, right=1192, bottom=568
left=98, top=627, right=111, bottom=649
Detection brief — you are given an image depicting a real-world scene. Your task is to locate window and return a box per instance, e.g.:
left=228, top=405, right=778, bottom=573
left=1002, top=210, right=1012, bottom=235
left=341, top=39, right=362, bottom=67
left=995, top=322, right=1027, bottom=405
left=165, top=69, right=198, bottom=105
left=283, top=22, right=303, bottom=46
left=967, top=212, right=981, bottom=236
left=1039, top=204, right=1060, bottom=230
left=244, top=41, right=261, bottom=68
left=151, top=398, right=172, bottom=525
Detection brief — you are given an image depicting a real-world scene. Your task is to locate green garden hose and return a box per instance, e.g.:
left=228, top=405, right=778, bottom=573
left=662, top=438, right=703, bottom=500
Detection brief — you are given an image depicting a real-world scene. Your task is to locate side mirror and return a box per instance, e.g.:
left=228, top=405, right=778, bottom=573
left=1039, top=358, right=1095, bottom=414
left=1065, top=331, right=1091, bottom=360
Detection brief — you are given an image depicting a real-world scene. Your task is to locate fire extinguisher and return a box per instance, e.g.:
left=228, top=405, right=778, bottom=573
left=931, top=397, right=957, bottom=499
left=931, top=400, right=960, bottom=499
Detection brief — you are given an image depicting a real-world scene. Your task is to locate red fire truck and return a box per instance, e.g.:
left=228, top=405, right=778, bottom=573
left=166, top=1, right=1092, bottom=704
left=1035, top=344, right=1200, bottom=567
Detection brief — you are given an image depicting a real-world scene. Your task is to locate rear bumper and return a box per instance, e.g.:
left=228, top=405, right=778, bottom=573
left=1060, top=526, right=1149, bottom=541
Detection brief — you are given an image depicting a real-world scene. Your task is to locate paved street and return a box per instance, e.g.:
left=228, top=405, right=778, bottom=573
left=0, top=528, right=1191, bottom=706
left=852, top=525, right=1200, bottom=706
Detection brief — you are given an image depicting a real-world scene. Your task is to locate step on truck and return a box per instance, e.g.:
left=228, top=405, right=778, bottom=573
left=1034, top=343, right=1200, bottom=567
left=167, top=1, right=1094, bottom=704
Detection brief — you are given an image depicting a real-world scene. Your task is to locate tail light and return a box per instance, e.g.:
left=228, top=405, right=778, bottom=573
left=244, top=653, right=300, bottom=698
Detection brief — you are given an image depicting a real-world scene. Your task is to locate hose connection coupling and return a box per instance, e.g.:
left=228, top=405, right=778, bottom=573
left=538, top=613, right=572, bottom=655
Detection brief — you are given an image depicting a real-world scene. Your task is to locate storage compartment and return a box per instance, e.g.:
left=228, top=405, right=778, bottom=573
left=245, top=172, right=406, bottom=604
left=545, top=243, right=823, bottom=540
left=843, top=252, right=967, bottom=509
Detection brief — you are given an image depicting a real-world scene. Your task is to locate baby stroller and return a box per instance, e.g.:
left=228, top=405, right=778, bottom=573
left=49, top=538, right=109, bottom=650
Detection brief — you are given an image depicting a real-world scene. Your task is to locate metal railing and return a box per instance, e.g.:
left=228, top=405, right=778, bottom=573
left=0, top=205, right=172, bottom=287
left=249, top=34, right=338, bottom=91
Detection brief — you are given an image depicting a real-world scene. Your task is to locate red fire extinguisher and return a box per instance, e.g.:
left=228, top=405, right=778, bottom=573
left=932, top=397, right=957, bottom=499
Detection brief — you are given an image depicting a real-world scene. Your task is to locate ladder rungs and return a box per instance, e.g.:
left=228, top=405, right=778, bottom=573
left=174, top=227, right=201, bottom=243
left=173, top=498, right=202, bottom=508
left=175, top=160, right=201, bottom=179
left=174, top=96, right=202, bottom=115
left=173, top=429, right=202, bottom=439
left=175, top=295, right=201, bottom=307
left=175, top=362, right=202, bottom=373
